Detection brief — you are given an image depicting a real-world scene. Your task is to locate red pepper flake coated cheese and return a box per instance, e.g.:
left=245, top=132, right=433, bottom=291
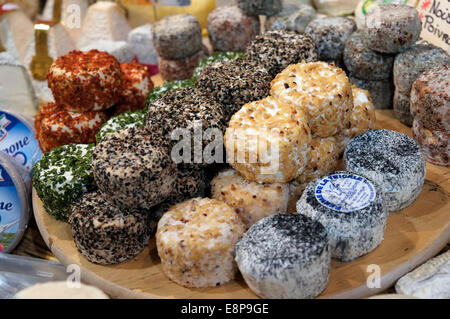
left=207, top=5, right=260, bottom=52
left=410, top=66, right=450, bottom=132
left=118, top=61, right=154, bottom=113
left=47, top=50, right=123, bottom=113
left=35, top=102, right=109, bottom=153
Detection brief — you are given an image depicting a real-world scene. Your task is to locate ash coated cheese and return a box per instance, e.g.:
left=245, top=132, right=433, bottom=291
left=92, top=127, right=177, bottom=211
left=236, top=0, right=282, bottom=17
left=158, top=49, right=207, bottom=81
left=297, top=171, right=388, bottom=261
left=271, top=62, right=353, bottom=138
left=266, top=3, right=317, bottom=33
left=295, top=137, right=340, bottom=185
left=195, top=58, right=271, bottom=121
left=156, top=197, right=245, bottom=288
left=119, top=62, right=153, bottom=112
left=246, top=31, right=318, bottom=78
left=410, top=66, right=450, bottom=131
left=146, top=88, right=225, bottom=168
left=192, top=51, right=245, bottom=80
left=128, top=24, right=158, bottom=66
left=152, top=14, right=202, bottom=60
left=77, top=1, right=130, bottom=49
left=96, top=110, right=145, bottom=143
left=393, top=89, right=413, bottom=127
left=0, top=53, right=38, bottom=117
left=393, top=44, right=450, bottom=96
left=207, top=5, right=260, bottom=53
left=34, top=102, right=109, bottom=153
left=144, top=79, right=195, bottom=109
left=32, top=143, right=96, bottom=221
left=349, top=76, right=394, bottom=109
left=412, top=118, right=449, bottom=166
left=225, top=96, right=311, bottom=184
left=69, top=190, right=150, bottom=265
left=343, top=31, right=394, bottom=81
left=344, top=129, right=426, bottom=212
left=235, top=213, right=330, bottom=299
left=211, top=168, right=290, bottom=228
left=80, top=40, right=134, bottom=63
left=47, top=50, right=122, bottom=113
left=305, top=17, right=356, bottom=61
left=364, top=4, right=422, bottom=54
left=0, top=10, right=33, bottom=63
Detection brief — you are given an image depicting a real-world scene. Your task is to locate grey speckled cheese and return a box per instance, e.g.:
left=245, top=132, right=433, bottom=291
left=364, top=4, right=421, bottom=54
left=236, top=213, right=330, bottom=299
left=296, top=171, right=388, bottom=262
left=343, top=31, right=394, bottom=81
left=393, top=44, right=450, bottom=95
left=393, top=89, right=413, bottom=127
left=246, top=30, right=318, bottom=77
left=128, top=24, right=158, bottom=65
left=237, top=0, right=282, bottom=17
left=92, top=127, right=177, bottom=211
left=265, top=3, right=316, bottom=33
left=69, top=191, right=150, bottom=265
left=344, top=129, right=426, bottom=213
left=305, top=17, right=356, bottom=61
left=152, top=14, right=202, bottom=60
left=396, top=250, right=450, bottom=299
left=349, top=76, right=394, bottom=109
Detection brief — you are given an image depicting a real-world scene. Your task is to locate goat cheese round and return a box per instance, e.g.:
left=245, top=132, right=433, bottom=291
left=33, top=144, right=96, bottom=221
left=69, top=190, right=150, bottom=265
left=271, top=61, right=353, bottom=138
left=92, top=127, right=177, bottom=211
left=156, top=197, right=245, bottom=288
left=158, top=49, right=207, bottom=81
left=118, top=62, right=153, bottom=113
left=393, top=89, right=413, bottom=127
left=266, top=3, right=316, bottom=33
left=364, top=4, right=421, bottom=54
left=246, top=30, right=318, bottom=78
left=344, top=129, right=426, bottom=212
left=236, top=0, right=282, bottom=17
left=235, top=213, right=330, bottom=299
left=152, top=14, right=202, bottom=60
left=211, top=168, right=290, bottom=228
left=96, top=110, right=145, bottom=143
left=296, top=171, right=388, bottom=261
left=349, top=76, right=394, bottom=109
left=145, top=79, right=195, bottom=109
left=192, top=51, right=245, bottom=80
left=412, top=118, right=449, bottom=166
left=47, top=50, right=122, bottom=112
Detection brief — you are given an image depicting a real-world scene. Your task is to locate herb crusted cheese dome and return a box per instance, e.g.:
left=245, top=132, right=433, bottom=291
left=33, top=144, right=96, bottom=221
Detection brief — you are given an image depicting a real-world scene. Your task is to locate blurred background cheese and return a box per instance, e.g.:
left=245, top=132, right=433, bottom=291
left=0, top=52, right=38, bottom=116
left=77, top=1, right=130, bottom=49
left=355, top=0, right=419, bottom=29
left=0, top=8, right=33, bottom=64
left=0, top=0, right=40, bottom=19
left=313, top=0, right=359, bottom=16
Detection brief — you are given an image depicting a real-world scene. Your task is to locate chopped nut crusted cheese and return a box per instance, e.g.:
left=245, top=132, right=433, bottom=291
left=156, top=197, right=245, bottom=288
left=35, top=102, right=108, bottom=152
left=211, top=168, right=290, bottom=228
left=32, top=143, right=96, bottom=221
left=296, top=136, right=339, bottom=185
left=47, top=50, right=122, bottom=113
left=271, top=61, right=353, bottom=138
left=225, top=96, right=311, bottom=183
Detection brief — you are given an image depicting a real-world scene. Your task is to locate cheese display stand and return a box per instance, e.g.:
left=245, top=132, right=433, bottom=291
left=1, top=0, right=449, bottom=300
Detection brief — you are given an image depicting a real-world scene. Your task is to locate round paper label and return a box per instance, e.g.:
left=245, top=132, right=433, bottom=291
left=315, top=173, right=376, bottom=213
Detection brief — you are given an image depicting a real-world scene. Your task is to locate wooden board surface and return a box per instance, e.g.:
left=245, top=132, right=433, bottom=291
left=32, top=106, right=450, bottom=299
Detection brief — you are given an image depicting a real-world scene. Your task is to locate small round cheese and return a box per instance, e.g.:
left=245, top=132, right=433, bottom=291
left=225, top=96, right=311, bottom=183
left=296, top=171, right=388, bottom=261
left=92, top=127, right=177, bottom=210
left=271, top=61, right=353, bottom=138
left=349, top=76, right=394, bottom=110
left=15, top=281, right=109, bottom=299
left=236, top=0, right=282, bottom=17
left=211, top=168, right=289, bottom=228
left=266, top=3, right=316, bottom=33
left=156, top=197, right=245, bottom=288
left=69, top=191, right=150, bottom=265
left=235, top=213, right=330, bottom=299
left=393, top=89, right=413, bottom=127
left=412, top=118, right=449, bottom=166
left=158, top=49, right=207, bottom=81
left=344, top=129, right=426, bottom=212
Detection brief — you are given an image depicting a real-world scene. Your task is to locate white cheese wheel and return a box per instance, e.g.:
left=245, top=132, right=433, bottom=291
left=15, top=281, right=109, bottom=299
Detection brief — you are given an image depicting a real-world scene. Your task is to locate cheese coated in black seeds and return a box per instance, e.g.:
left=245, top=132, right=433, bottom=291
left=92, top=126, right=177, bottom=211
left=69, top=191, right=150, bottom=265
left=246, top=30, right=318, bottom=77
left=195, top=58, right=271, bottom=121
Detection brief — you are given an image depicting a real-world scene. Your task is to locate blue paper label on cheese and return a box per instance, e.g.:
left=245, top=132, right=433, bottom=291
left=0, top=165, right=21, bottom=252
left=0, top=111, right=42, bottom=174
left=315, top=173, right=376, bottom=213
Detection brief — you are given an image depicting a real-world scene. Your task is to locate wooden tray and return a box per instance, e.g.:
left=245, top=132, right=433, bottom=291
left=32, top=109, right=450, bottom=299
